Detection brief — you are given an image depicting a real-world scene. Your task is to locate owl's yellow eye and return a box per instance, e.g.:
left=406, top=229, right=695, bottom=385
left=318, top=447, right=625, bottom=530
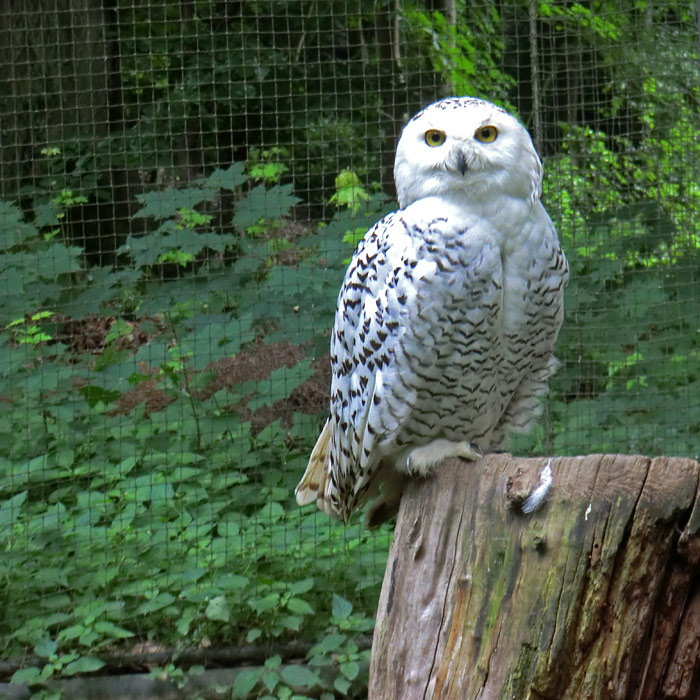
left=424, top=129, right=447, bottom=147
left=475, top=125, right=498, bottom=143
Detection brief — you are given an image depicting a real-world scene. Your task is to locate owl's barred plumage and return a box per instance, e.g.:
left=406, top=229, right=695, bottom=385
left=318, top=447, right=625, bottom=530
left=295, top=97, right=568, bottom=524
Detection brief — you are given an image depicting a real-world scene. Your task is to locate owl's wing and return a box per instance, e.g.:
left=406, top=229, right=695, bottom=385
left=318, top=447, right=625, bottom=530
left=492, top=205, right=569, bottom=442
left=326, top=213, right=422, bottom=512
left=296, top=209, right=503, bottom=520
left=296, top=212, right=415, bottom=518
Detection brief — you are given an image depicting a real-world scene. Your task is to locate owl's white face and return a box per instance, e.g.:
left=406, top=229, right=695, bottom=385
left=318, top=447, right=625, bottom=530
left=394, top=97, right=542, bottom=210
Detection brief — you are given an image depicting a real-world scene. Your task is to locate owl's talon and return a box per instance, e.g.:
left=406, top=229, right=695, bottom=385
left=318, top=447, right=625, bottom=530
left=462, top=441, right=483, bottom=460
left=402, top=438, right=483, bottom=476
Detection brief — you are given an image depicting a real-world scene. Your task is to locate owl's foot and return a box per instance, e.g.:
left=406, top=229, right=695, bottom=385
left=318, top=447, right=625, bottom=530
left=404, top=439, right=483, bottom=476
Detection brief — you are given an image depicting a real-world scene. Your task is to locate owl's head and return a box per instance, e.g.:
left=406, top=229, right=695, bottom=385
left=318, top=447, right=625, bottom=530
left=394, top=97, right=543, bottom=210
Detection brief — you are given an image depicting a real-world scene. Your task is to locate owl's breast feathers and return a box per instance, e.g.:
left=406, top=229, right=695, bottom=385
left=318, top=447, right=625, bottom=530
left=296, top=197, right=567, bottom=521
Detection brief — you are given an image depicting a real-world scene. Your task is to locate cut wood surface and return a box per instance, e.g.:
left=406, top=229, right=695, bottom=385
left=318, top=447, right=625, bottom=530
left=369, top=454, right=700, bottom=700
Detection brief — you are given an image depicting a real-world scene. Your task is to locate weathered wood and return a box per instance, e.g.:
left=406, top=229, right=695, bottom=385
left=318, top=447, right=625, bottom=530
left=369, top=454, right=700, bottom=700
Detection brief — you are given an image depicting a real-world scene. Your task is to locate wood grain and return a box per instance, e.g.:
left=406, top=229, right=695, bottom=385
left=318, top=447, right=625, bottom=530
left=369, top=454, right=700, bottom=700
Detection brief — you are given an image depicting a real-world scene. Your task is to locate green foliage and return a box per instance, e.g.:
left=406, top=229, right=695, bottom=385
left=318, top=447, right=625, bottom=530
left=10, top=637, right=105, bottom=695
left=3, top=99, right=699, bottom=694
left=6, top=312, right=56, bottom=345
left=0, top=156, right=391, bottom=695
left=545, top=80, right=700, bottom=266
left=248, top=148, right=291, bottom=185
left=3, top=145, right=695, bottom=698
left=548, top=227, right=700, bottom=458
left=329, top=170, right=371, bottom=215
left=0, top=200, right=90, bottom=324
left=231, top=596, right=372, bottom=699
left=233, top=185, right=302, bottom=233
left=405, top=4, right=515, bottom=100
left=148, top=663, right=205, bottom=691
left=538, top=1, right=621, bottom=39
left=512, top=204, right=700, bottom=459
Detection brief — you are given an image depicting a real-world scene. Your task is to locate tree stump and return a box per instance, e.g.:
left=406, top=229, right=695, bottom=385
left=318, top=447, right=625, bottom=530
left=369, top=454, right=700, bottom=699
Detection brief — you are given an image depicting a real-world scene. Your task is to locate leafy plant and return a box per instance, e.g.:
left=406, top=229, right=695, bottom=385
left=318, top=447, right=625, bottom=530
left=329, top=170, right=371, bottom=215
left=0, top=149, right=391, bottom=700
left=6, top=311, right=56, bottom=345
left=10, top=637, right=104, bottom=698
left=404, top=5, right=515, bottom=100
left=248, top=147, right=291, bottom=185
left=230, top=595, right=372, bottom=699
left=148, top=663, right=205, bottom=692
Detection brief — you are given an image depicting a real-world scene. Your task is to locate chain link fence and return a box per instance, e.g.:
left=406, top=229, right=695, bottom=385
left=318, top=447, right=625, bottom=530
left=1, top=0, right=698, bottom=696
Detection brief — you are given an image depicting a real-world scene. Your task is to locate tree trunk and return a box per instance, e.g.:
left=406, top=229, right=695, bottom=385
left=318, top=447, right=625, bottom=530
left=369, top=454, right=700, bottom=699
left=0, top=0, right=110, bottom=199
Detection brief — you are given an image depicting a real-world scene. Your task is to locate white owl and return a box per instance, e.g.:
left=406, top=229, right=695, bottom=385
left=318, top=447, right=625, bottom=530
left=295, top=97, right=568, bottom=525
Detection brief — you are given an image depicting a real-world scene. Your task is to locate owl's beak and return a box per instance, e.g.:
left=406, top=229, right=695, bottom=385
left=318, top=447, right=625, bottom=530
left=452, top=147, right=469, bottom=176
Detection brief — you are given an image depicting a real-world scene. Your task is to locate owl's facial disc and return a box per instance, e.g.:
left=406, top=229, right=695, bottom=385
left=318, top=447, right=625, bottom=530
left=394, top=97, right=543, bottom=208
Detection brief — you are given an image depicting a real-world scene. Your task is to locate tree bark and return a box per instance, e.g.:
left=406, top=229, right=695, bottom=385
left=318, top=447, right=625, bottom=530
left=0, top=0, right=110, bottom=199
left=369, top=454, right=700, bottom=699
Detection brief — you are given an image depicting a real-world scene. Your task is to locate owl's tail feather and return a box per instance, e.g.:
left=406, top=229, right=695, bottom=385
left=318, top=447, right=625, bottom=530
left=295, top=420, right=333, bottom=509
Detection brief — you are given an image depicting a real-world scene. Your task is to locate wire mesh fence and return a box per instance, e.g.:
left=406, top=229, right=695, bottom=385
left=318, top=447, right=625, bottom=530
left=1, top=0, right=698, bottom=696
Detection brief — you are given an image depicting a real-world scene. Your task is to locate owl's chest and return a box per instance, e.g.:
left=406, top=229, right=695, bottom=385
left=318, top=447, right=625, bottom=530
left=405, top=235, right=552, bottom=380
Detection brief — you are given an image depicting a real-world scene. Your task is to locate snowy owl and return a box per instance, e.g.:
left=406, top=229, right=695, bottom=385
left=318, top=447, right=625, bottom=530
left=295, top=97, right=568, bottom=525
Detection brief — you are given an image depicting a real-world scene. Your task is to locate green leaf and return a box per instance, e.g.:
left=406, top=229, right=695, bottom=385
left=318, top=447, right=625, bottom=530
left=79, top=385, right=121, bottom=407
left=289, top=578, right=314, bottom=595
left=231, top=668, right=262, bottom=699
left=332, top=594, right=353, bottom=620
left=160, top=228, right=208, bottom=256
left=133, top=187, right=216, bottom=219
left=340, top=661, right=360, bottom=681
left=93, top=621, right=134, bottom=639
left=218, top=574, right=249, bottom=591
left=34, top=638, right=58, bottom=659
left=312, top=633, right=347, bottom=655
left=0, top=201, right=37, bottom=250
left=334, top=676, right=352, bottom=694
left=279, top=614, right=302, bottom=631
left=137, top=593, right=175, bottom=614
left=206, top=163, right=248, bottom=191
left=233, top=184, right=301, bottom=230
left=10, top=666, right=45, bottom=686
left=33, top=200, right=62, bottom=228
left=0, top=490, right=28, bottom=526
left=62, top=656, right=105, bottom=676
left=286, top=598, right=314, bottom=616
left=246, top=628, right=262, bottom=643
left=36, top=243, right=83, bottom=278
left=248, top=593, right=280, bottom=615
left=197, top=231, right=236, bottom=253
left=280, top=665, right=319, bottom=690
left=205, top=595, right=230, bottom=622
left=57, top=625, right=86, bottom=642
left=261, top=670, right=278, bottom=692
left=247, top=360, right=313, bottom=410
left=264, top=655, right=282, bottom=670
left=255, top=501, right=285, bottom=523
left=186, top=311, right=257, bottom=370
